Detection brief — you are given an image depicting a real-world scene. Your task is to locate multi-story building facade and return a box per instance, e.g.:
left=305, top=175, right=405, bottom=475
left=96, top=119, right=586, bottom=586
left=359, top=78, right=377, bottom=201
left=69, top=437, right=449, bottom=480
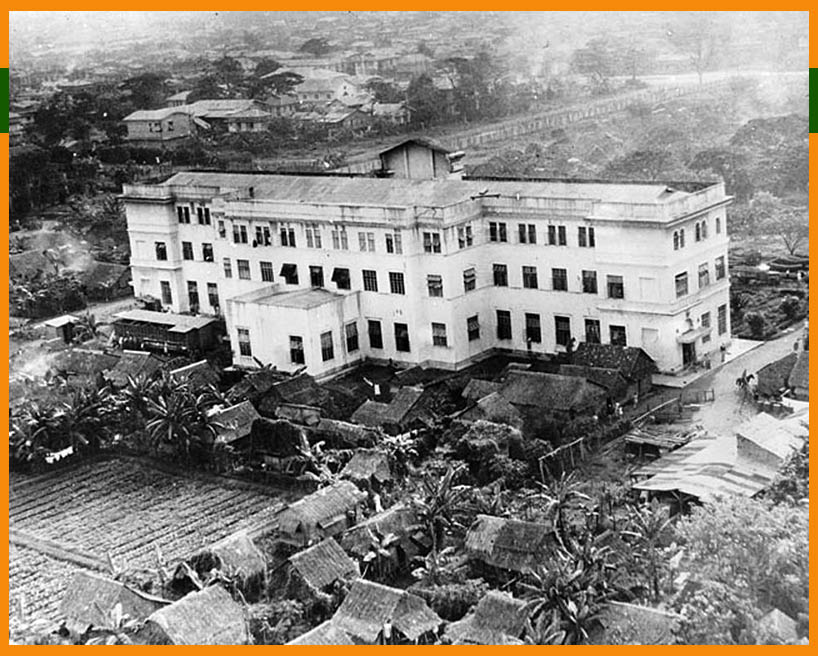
left=122, top=171, right=732, bottom=378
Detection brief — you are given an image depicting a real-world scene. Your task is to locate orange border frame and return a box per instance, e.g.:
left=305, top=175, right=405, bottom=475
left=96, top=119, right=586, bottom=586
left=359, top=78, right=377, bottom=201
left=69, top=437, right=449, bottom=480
left=2, top=6, right=814, bottom=651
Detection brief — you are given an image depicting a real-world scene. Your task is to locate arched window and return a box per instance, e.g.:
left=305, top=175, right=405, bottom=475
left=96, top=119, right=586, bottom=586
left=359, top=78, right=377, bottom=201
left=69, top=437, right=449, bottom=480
left=673, top=231, right=679, bottom=250
left=679, top=228, right=685, bottom=248
left=716, top=217, right=721, bottom=234
left=701, top=221, right=708, bottom=239
left=695, top=223, right=701, bottom=242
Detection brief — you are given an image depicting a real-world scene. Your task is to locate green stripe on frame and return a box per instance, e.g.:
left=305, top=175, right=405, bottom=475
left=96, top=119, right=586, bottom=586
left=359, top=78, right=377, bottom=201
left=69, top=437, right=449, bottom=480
left=0, top=68, right=8, bottom=133
left=811, top=69, right=818, bottom=134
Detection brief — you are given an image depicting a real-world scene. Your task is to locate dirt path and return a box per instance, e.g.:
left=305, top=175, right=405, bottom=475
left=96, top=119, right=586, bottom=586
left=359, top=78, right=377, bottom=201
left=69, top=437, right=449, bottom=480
left=684, top=323, right=805, bottom=434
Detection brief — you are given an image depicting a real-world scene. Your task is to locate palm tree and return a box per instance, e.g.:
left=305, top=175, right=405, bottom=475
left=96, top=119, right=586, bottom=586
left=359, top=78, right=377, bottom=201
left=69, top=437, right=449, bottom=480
left=73, top=312, right=105, bottom=343
left=540, top=471, right=591, bottom=547
left=145, top=385, right=220, bottom=466
left=361, top=530, right=401, bottom=582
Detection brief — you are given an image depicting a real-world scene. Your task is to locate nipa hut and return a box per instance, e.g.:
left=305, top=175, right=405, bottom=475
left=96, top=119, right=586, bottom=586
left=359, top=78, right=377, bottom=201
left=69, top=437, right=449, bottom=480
left=464, top=514, right=554, bottom=575
left=282, top=537, right=359, bottom=602
left=332, top=579, right=442, bottom=645
left=309, top=418, right=380, bottom=449
left=339, top=503, right=425, bottom=573
left=340, top=449, right=392, bottom=489
left=444, top=590, right=530, bottom=645
left=140, top=585, right=249, bottom=645
left=276, top=480, right=367, bottom=547
left=286, top=620, right=355, bottom=645
left=594, top=601, right=680, bottom=645
left=59, top=571, right=168, bottom=635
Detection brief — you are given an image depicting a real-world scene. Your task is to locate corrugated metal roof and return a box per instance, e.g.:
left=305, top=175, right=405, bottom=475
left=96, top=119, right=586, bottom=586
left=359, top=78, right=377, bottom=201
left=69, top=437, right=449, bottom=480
left=113, top=309, right=217, bottom=332
left=212, top=401, right=261, bottom=444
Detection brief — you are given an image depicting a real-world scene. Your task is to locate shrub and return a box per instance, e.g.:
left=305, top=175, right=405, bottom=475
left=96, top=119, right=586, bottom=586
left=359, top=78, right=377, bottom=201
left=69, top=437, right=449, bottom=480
left=745, top=311, right=766, bottom=338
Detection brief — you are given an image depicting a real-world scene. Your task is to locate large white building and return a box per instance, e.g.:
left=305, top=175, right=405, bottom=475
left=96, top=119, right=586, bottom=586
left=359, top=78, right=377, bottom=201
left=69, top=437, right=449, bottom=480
left=122, top=170, right=732, bottom=378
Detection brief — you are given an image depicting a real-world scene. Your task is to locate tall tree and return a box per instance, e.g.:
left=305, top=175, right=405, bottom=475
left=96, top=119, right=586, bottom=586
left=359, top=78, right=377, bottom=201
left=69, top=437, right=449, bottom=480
left=667, top=12, right=727, bottom=84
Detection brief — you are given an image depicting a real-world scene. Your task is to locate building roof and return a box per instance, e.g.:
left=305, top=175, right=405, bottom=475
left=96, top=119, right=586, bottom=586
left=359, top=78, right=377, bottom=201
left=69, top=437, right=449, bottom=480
left=166, top=90, right=192, bottom=102
left=499, top=370, right=607, bottom=412
left=734, top=412, right=806, bottom=460
left=340, top=503, right=419, bottom=559
left=113, top=309, right=217, bottom=333
left=43, top=314, right=79, bottom=328
left=333, top=579, right=442, bottom=643
left=191, top=531, right=266, bottom=582
left=572, top=344, right=657, bottom=381
left=758, top=608, right=799, bottom=644
left=787, top=351, right=809, bottom=392
left=170, top=360, right=220, bottom=390
left=211, top=401, right=261, bottom=444
left=159, top=172, right=719, bottom=215
left=459, top=392, right=523, bottom=428
left=52, top=348, right=120, bottom=377
left=249, top=417, right=310, bottom=456
left=272, top=373, right=327, bottom=406
left=123, top=107, right=192, bottom=121
left=60, top=571, right=167, bottom=632
left=384, top=386, right=425, bottom=424
left=144, top=585, right=248, bottom=645
left=444, top=591, right=530, bottom=645
left=596, top=601, right=679, bottom=645
left=286, top=620, right=355, bottom=645
left=461, top=378, right=502, bottom=402
left=350, top=400, right=391, bottom=427
left=310, top=418, right=381, bottom=449
left=379, top=136, right=455, bottom=156
left=288, top=537, right=360, bottom=590
left=104, top=350, right=163, bottom=386
left=277, top=480, right=366, bottom=536
left=559, top=364, right=629, bottom=395
left=465, top=514, right=554, bottom=573
left=340, top=449, right=392, bottom=485
left=231, top=286, right=348, bottom=309
left=756, top=352, right=798, bottom=396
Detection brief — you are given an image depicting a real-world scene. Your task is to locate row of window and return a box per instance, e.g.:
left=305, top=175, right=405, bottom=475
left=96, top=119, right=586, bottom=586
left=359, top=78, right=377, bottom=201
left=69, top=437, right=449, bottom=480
left=672, top=217, right=722, bottom=250
left=675, top=257, right=727, bottom=298
left=489, top=222, right=595, bottom=248
left=177, top=205, right=211, bottom=226
left=158, top=280, right=221, bottom=309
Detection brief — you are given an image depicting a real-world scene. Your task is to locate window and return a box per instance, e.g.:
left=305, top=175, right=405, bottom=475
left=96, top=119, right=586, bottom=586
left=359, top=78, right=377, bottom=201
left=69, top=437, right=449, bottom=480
left=332, top=229, right=349, bottom=250
left=489, top=221, right=507, bottom=242
left=673, top=231, right=680, bottom=250
left=463, top=268, right=476, bottom=292
left=385, top=232, right=402, bottom=254
left=423, top=232, right=441, bottom=253
left=675, top=272, right=689, bottom=298
left=555, top=316, right=572, bottom=347
left=457, top=224, right=473, bottom=248
left=518, top=224, right=536, bottom=244
left=548, top=225, right=557, bottom=245
left=493, top=263, right=508, bottom=287
left=281, top=227, right=296, bottom=247
left=607, top=275, right=624, bottom=299
left=578, top=226, right=595, bottom=247
left=320, top=331, right=334, bottom=361
left=260, top=261, right=274, bottom=282
left=237, top=328, right=252, bottom=356
left=255, top=226, right=271, bottom=246
left=177, top=206, right=190, bottom=224
left=558, top=226, right=567, bottom=246
left=609, top=325, right=627, bottom=346
left=202, top=243, right=214, bottom=262
left=698, top=262, right=710, bottom=289
left=525, top=313, right=542, bottom=344
left=552, top=268, right=568, bottom=291
left=718, top=304, right=728, bottom=335
left=290, top=336, right=305, bottom=364
left=466, top=314, right=480, bottom=341
left=427, top=274, right=443, bottom=297
left=233, top=224, right=248, bottom=244
left=345, top=322, right=359, bottom=353
left=305, top=226, right=322, bottom=249
left=223, top=258, right=232, bottom=278
left=582, top=270, right=598, bottom=294
left=362, top=270, right=378, bottom=292
left=394, top=323, right=410, bottom=352
left=187, top=281, right=199, bottom=308
left=432, top=322, right=448, bottom=347
left=701, top=312, right=711, bottom=343
left=309, top=266, right=325, bottom=288
left=218, top=220, right=226, bottom=239
left=389, top=272, right=405, bottom=295
left=715, top=256, right=726, bottom=280
left=585, top=318, right=601, bottom=344
left=522, top=266, right=538, bottom=289
left=280, top=263, right=298, bottom=285
left=182, top=241, right=194, bottom=260
left=716, top=217, right=722, bottom=234
left=368, top=320, right=383, bottom=349
left=679, top=228, right=685, bottom=248
left=160, top=281, right=172, bottom=305
left=202, top=207, right=211, bottom=225
left=207, top=283, right=219, bottom=309
left=359, top=232, right=376, bottom=252
left=496, top=310, right=512, bottom=340
left=701, top=221, right=708, bottom=239
left=155, top=242, right=167, bottom=261
left=331, top=267, right=351, bottom=290
left=196, top=207, right=204, bottom=224
left=695, top=223, right=701, bottom=242
left=237, top=259, right=251, bottom=280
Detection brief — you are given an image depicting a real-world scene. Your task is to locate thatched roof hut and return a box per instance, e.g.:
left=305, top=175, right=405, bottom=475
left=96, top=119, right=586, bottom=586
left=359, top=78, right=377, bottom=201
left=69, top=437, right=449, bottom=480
left=286, top=620, right=354, bottom=645
left=211, top=401, right=261, bottom=446
left=332, top=579, right=442, bottom=644
left=310, top=418, right=380, bottom=449
left=141, top=585, right=249, bottom=645
left=339, top=503, right=423, bottom=564
left=249, top=417, right=310, bottom=457
left=465, top=514, right=554, bottom=574
left=444, top=590, right=530, bottom=645
left=169, top=360, right=219, bottom=390
left=59, top=571, right=167, bottom=634
left=595, top=601, right=680, bottom=645
left=276, top=480, right=366, bottom=547
left=340, top=449, right=392, bottom=488
left=104, top=350, right=163, bottom=386
left=178, top=531, right=266, bottom=600
left=286, top=537, right=359, bottom=595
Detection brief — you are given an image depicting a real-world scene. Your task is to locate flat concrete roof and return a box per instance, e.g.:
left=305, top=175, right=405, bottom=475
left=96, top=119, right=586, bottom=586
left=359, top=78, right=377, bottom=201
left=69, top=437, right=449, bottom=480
left=231, top=287, right=351, bottom=309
